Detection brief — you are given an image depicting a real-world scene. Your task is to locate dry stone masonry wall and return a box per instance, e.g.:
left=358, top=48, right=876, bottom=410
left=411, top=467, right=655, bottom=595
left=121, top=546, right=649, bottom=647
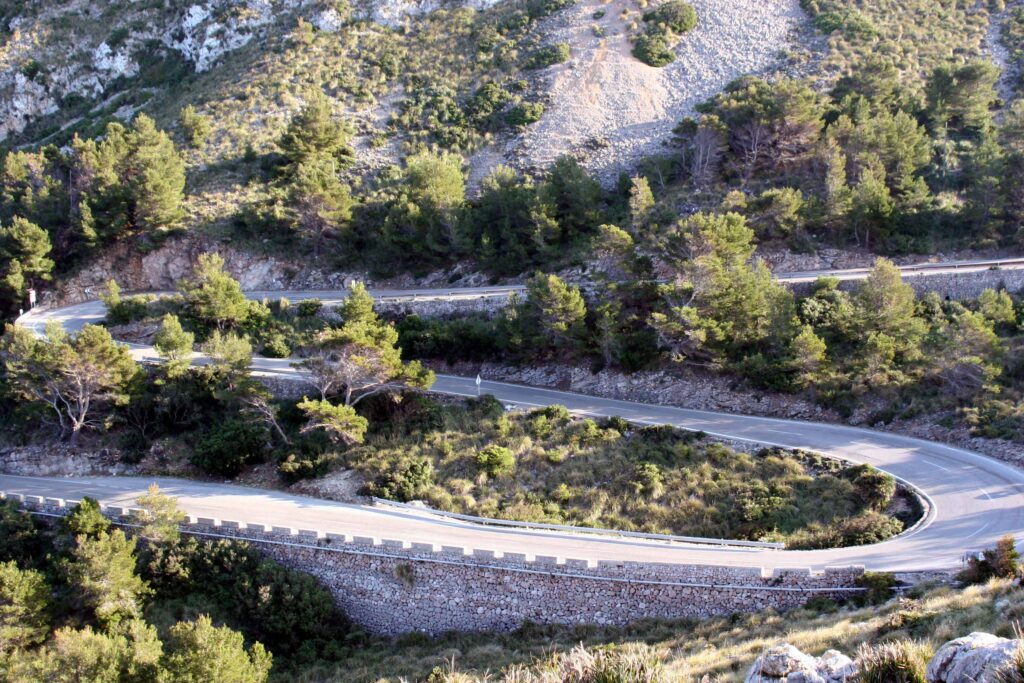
left=5, top=492, right=865, bottom=635
left=790, top=268, right=1024, bottom=300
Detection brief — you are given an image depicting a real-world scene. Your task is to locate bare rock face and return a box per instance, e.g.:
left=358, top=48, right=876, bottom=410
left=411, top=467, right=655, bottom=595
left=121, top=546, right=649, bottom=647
left=163, top=0, right=276, bottom=73
left=926, top=632, right=1020, bottom=683
left=745, top=645, right=856, bottom=683
left=0, top=72, right=58, bottom=141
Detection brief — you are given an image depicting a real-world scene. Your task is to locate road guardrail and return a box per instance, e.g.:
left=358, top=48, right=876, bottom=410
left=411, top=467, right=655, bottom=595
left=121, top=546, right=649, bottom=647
left=371, top=497, right=786, bottom=549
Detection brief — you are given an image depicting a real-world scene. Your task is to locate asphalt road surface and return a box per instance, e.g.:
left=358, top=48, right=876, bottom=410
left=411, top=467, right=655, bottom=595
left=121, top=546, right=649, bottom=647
left=9, top=276, right=1024, bottom=572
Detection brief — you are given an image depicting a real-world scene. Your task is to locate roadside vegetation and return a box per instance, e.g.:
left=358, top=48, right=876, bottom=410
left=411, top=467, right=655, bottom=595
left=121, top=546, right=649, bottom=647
left=398, top=232, right=1024, bottom=444
left=349, top=397, right=911, bottom=546
left=0, top=260, right=911, bottom=547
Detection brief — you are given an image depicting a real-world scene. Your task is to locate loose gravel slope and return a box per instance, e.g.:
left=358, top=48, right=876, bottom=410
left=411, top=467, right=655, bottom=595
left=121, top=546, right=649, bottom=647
left=510, top=0, right=807, bottom=180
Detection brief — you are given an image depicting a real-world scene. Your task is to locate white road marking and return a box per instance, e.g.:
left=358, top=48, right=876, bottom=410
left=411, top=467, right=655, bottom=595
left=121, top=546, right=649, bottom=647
left=965, top=522, right=991, bottom=539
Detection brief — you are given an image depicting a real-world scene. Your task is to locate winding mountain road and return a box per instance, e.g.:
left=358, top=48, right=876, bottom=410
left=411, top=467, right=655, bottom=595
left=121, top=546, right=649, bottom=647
left=7, top=265, right=1024, bottom=572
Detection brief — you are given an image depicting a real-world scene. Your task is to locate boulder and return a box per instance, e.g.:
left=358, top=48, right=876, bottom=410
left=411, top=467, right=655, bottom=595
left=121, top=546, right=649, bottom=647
left=927, top=632, right=1019, bottom=683
left=746, top=645, right=856, bottom=682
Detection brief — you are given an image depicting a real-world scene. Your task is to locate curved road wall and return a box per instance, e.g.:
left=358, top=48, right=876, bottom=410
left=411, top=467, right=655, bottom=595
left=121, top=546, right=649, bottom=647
left=6, top=492, right=864, bottom=635
left=788, top=267, right=1024, bottom=299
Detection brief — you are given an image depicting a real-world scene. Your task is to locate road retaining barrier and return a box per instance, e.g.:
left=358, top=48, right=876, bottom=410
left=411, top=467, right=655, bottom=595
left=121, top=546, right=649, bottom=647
left=3, top=491, right=867, bottom=634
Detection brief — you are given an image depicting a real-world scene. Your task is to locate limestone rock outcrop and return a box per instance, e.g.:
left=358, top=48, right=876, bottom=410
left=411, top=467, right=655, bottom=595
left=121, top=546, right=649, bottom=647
left=745, top=645, right=856, bottom=683
left=926, top=632, right=1019, bottom=683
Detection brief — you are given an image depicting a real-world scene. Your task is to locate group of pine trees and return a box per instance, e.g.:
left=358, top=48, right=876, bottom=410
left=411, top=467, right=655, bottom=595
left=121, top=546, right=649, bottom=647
left=400, top=211, right=1024, bottom=435
left=0, top=485, right=355, bottom=680
left=0, top=115, right=185, bottom=314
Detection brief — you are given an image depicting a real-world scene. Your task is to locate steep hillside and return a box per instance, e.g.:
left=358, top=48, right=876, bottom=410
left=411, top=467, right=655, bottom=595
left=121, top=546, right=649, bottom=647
left=0, top=0, right=804, bottom=185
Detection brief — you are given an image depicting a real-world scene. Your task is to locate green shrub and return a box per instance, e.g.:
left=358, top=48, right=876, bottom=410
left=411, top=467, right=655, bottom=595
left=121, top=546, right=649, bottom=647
left=105, top=295, right=154, bottom=325
left=632, top=32, right=676, bottom=67
left=277, top=452, right=338, bottom=483
left=642, top=0, right=697, bottom=33
left=813, top=9, right=877, bottom=38
left=141, top=537, right=350, bottom=659
left=179, top=104, right=211, bottom=149
left=467, top=82, right=512, bottom=130
left=368, top=458, right=435, bottom=501
left=475, top=445, right=516, bottom=477
left=0, top=501, right=46, bottom=566
left=527, top=43, right=570, bottom=69
left=854, top=570, right=898, bottom=606
left=787, top=512, right=904, bottom=549
left=855, top=640, right=931, bottom=683
left=297, top=299, right=322, bottom=317
left=848, top=464, right=897, bottom=510
left=260, top=333, right=291, bottom=358
left=506, top=102, right=545, bottom=126
left=191, top=420, right=269, bottom=476
left=958, top=535, right=1022, bottom=584
left=630, top=462, right=664, bottom=498
left=599, top=416, right=632, bottom=433
left=526, top=0, right=575, bottom=19
left=530, top=405, right=571, bottom=423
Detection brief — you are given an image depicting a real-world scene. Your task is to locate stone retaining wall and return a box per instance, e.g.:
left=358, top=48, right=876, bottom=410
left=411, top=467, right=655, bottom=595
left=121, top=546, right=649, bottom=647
left=5, top=492, right=865, bottom=636
left=789, top=268, right=1024, bottom=299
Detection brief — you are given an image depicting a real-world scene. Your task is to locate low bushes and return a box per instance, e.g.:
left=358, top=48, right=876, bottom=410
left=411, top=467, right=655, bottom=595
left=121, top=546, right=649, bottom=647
left=191, top=420, right=269, bottom=477
left=632, top=0, right=698, bottom=67
left=475, top=444, right=515, bottom=477
left=526, top=42, right=570, bottom=69
left=344, top=400, right=908, bottom=546
left=958, top=535, right=1022, bottom=584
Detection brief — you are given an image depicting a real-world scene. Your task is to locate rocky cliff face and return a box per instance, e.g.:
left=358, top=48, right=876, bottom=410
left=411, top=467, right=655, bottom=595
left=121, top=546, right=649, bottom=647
left=0, top=0, right=502, bottom=144
left=52, top=233, right=343, bottom=304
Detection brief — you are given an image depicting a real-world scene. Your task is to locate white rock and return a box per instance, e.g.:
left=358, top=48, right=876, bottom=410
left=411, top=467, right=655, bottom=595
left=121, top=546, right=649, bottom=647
left=311, top=7, right=345, bottom=31
left=746, top=644, right=820, bottom=682
left=817, top=650, right=857, bottom=682
left=927, top=632, right=1020, bottom=683
left=92, top=42, right=139, bottom=84
left=747, top=645, right=859, bottom=683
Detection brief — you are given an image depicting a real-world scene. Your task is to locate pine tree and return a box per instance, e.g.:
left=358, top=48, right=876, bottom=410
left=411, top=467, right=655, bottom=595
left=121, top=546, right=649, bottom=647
left=289, top=156, right=354, bottom=260
left=403, top=151, right=465, bottom=259
left=849, top=153, right=894, bottom=250
left=0, top=560, right=50, bottom=655
left=295, top=397, right=368, bottom=444
left=2, top=324, right=140, bottom=443
left=340, top=282, right=376, bottom=325
left=125, top=114, right=186, bottom=233
left=279, top=90, right=353, bottom=168
left=522, top=272, right=587, bottom=352
left=540, top=156, right=602, bottom=245
left=627, top=175, right=655, bottom=229
left=135, top=484, right=185, bottom=545
left=464, top=165, right=547, bottom=274
left=178, top=253, right=250, bottom=330
left=0, top=216, right=53, bottom=310
left=153, top=314, right=195, bottom=378
left=67, top=529, right=152, bottom=628
left=69, top=115, right=185, bottom=241
left=161, top=615, right=272, bottom=683
left=856, top=258, right=926, bottom=354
